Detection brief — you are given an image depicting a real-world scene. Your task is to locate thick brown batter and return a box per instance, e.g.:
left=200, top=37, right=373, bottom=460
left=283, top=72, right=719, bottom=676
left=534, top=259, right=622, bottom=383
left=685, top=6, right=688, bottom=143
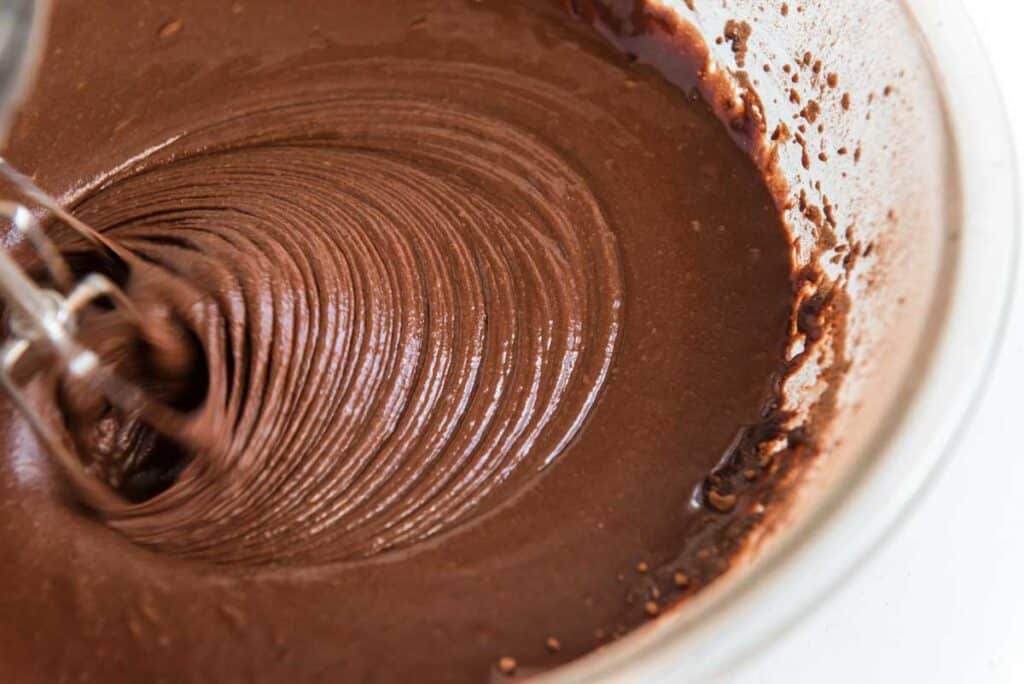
left=0, top=0, right=798, bottom=680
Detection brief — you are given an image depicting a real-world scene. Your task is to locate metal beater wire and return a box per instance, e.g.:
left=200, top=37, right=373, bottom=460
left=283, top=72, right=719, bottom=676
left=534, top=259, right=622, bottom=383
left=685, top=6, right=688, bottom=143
left=0, top=160, right=189, bottom=509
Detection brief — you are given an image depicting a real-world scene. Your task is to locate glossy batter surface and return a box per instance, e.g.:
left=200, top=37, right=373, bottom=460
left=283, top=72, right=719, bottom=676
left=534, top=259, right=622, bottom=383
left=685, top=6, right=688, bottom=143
left=0, top=1, right=795, bottom=680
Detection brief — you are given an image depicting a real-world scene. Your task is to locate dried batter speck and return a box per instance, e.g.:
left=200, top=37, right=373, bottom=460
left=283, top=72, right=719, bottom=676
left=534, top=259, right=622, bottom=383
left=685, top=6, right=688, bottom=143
left=800, top=99, right=820, bottom=123
left=158, top=18, right=183, bottom=38
left=723, top=20, right=752, bottom=68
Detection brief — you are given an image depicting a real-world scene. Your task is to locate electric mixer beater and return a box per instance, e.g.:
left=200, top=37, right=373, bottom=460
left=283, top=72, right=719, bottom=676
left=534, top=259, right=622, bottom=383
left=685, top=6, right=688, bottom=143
left=0, top=0, right=193, bottom=510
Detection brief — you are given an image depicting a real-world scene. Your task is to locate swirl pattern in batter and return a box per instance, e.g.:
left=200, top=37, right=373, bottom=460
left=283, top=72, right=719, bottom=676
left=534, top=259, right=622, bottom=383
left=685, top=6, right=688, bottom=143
left=0, top=1, right=802, bottom=681
left=66, top=59, right=623, bottom=564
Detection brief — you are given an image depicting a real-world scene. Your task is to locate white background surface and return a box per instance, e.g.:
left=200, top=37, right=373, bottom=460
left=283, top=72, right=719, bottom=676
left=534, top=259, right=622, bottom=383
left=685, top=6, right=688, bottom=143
left=732, top=1, right=1024, bottom=682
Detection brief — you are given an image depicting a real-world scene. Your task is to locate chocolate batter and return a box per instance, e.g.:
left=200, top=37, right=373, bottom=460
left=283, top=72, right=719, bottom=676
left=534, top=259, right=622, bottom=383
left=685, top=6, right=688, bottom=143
left=0, top=0, right=800, bottom=680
